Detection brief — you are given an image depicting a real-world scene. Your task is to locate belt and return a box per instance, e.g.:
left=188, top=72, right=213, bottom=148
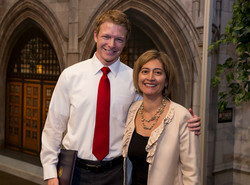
left=76, top=156, right=123, bottom=173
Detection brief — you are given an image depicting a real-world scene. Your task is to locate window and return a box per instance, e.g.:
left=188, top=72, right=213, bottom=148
left=8, top=28, right=60, bottom=80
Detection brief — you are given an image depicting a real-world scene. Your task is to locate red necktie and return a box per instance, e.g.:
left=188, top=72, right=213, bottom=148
left=92, top=67, right=111, bottom=161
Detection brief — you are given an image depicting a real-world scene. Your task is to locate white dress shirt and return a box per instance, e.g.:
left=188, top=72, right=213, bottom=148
left=40, top=54, right=140, bottom=180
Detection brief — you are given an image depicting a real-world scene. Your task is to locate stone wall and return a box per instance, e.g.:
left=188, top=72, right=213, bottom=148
left=0, top=0, right=249, bottom=184
left=212, top=0, right=250, bottom=185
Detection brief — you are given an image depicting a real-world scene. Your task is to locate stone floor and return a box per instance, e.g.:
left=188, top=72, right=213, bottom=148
left=0, top=170, right=40, bottom=185
left=0, top=149, right=44, bottom=185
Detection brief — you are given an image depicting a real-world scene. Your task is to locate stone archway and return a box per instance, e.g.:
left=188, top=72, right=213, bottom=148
left=0, top=0, right=66, bottom=150
left=80, top=0, right=201, bottom=108
left=0, top=0, right=67, bottom=75
left=5, top=25, right=60, bottom=154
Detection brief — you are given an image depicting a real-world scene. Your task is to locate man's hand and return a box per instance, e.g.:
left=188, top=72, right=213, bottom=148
left=188, top=108, right=201, bottom=135
left=47, top=178, right=59, bottom=185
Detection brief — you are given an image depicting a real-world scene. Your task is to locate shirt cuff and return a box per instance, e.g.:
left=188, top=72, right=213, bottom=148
left=43, top=164, right=57, bottom=180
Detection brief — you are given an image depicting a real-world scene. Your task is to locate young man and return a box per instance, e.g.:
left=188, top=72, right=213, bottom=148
left=40, top=10, right=201, bottom=185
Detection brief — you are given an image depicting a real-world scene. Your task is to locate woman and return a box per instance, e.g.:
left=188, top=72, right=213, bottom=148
left=122, top=50, right=200, bottom=185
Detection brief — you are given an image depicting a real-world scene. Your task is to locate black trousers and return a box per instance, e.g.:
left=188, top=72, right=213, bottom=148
left=72, top=160, right=123, bottom=185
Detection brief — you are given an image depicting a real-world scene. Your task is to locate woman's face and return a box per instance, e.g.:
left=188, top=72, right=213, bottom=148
left=138, top=59, right=167, bottom=98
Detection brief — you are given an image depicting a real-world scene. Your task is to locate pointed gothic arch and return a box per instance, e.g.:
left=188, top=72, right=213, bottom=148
left=5, top=21, right=61, bottom=154
left=0, top=0, right=65, bottom=154
left=80, top=0, right=201, bottom=107
left=0, top=0, right=67, bottom=74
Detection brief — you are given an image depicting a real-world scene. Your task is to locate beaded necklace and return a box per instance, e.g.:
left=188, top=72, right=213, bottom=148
left=139, top=98, right=167, bottom=130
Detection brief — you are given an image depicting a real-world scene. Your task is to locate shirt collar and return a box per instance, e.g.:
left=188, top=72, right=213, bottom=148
left=92, top=53, right=120, bottom=77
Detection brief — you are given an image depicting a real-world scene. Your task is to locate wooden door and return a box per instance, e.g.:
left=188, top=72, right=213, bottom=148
left=6, top=79, right=56, bottom=155
left=23, top=81, right=41, bottom=154
left=42, top=83, right=55, bottom=128
left=5, top=81, right=22, bottom=149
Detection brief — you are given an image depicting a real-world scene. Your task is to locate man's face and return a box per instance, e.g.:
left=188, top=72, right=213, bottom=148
left=94, top=22, right=127, bottom=66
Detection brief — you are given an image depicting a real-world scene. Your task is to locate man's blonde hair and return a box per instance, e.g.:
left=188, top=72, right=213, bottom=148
left=94, top=10, right=131, bottom=41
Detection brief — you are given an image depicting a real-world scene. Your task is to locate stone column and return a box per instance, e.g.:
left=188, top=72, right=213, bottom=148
left=200, top=0, right=214, bottom=184
left=67, top=0, right=80, bottom=66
